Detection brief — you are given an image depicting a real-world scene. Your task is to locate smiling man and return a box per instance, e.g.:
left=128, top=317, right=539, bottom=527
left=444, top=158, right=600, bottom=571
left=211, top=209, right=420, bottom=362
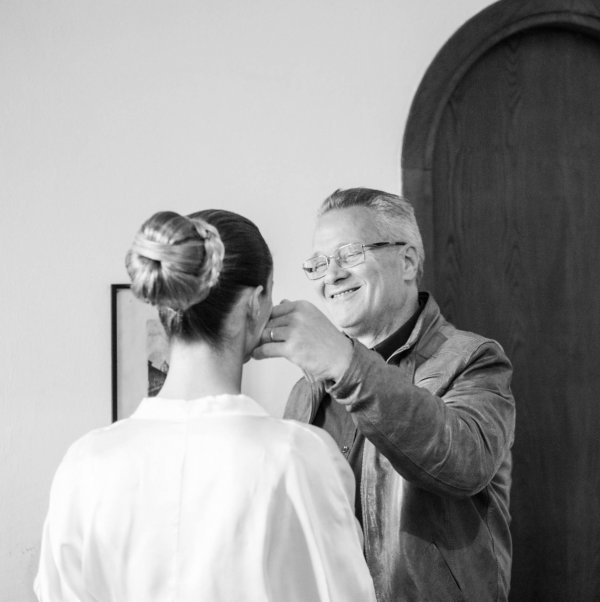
left=254, top=188, right=515, bottom=602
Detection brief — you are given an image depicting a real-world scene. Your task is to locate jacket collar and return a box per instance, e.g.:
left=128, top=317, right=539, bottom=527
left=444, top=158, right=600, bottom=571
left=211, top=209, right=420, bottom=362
left=387, top=292, right=448, bottom=366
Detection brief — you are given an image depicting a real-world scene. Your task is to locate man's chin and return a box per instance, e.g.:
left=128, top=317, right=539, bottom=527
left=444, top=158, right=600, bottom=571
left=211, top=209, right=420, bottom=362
left=331, top=317, right=361, bottom=337
left=323, top=305, right=360, bottom=334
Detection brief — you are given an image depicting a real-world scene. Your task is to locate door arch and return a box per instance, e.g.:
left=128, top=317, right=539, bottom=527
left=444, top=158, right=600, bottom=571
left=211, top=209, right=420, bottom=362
left=402, top=1, right=600, bottom=600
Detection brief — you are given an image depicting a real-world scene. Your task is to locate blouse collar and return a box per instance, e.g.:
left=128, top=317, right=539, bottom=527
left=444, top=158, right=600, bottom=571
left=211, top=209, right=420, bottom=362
left=131, top=394, right=269, bottom=421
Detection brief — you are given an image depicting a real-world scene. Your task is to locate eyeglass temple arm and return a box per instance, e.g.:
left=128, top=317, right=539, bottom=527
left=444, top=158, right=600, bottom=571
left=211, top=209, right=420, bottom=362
left=363, top=242, right=407, bottom=249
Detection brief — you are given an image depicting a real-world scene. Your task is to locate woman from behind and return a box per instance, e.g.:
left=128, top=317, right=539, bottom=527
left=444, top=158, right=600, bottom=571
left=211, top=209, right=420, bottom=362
left=35, top=209, right=376, bottom=602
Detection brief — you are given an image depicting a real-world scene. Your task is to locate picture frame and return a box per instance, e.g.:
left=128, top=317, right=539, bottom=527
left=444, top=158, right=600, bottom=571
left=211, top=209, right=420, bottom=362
left=111, top=284, right=169, bottom=421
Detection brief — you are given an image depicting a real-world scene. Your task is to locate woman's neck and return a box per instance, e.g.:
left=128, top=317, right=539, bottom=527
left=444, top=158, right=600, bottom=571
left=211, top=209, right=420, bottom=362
left=157, top=340, right=244, bottom=400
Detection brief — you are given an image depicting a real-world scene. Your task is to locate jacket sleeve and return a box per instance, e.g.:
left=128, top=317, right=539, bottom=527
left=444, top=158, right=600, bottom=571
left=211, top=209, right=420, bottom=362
left=327, top=337, right=515, bottom=498
left=283, top=377, right=324, bottom=422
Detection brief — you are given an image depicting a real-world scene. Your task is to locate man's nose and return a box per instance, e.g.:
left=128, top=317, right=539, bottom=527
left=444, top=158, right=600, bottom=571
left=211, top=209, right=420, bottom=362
left=323, top=259, right=349, bottom=284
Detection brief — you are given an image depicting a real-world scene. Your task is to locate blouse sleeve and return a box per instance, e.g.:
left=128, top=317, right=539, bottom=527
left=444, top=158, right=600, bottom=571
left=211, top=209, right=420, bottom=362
left=263, top=424, right=376, bottom=602
left=34, top=448, right=88, bottom=602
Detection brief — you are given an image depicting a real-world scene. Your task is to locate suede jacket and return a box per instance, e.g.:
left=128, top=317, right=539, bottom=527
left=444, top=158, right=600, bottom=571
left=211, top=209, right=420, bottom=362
left=284, top=294, right=515, bottom=602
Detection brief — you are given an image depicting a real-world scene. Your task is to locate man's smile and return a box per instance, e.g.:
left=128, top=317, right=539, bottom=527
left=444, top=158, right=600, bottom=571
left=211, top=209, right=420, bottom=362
left=328, top=286, right=360, bottom=300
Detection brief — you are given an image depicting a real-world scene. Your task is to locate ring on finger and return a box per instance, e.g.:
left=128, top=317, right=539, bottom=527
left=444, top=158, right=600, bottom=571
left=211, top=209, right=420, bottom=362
left=270, top=328, right=275, bottom=342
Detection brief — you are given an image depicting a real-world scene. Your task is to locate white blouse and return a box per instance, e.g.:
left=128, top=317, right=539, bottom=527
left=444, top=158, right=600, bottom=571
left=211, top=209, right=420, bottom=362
left=34, top=394, right=376, bottom=602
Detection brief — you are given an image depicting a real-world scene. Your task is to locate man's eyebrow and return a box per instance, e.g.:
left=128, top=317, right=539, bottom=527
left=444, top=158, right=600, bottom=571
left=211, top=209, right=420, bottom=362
left=312, top=241, right=356, bottom=254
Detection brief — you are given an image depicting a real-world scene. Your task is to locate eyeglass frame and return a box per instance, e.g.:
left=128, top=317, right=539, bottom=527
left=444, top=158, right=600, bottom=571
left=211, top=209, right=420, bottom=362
left=302, top=241, right=407, bottom=280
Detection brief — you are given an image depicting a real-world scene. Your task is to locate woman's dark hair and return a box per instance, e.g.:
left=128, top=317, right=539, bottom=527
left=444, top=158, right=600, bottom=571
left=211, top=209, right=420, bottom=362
left=125, top=209, right=272, bottom=345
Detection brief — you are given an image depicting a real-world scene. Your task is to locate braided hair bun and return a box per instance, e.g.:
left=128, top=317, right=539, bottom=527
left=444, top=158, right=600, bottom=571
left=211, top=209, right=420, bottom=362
left=125, top=211, right=225, bottom=311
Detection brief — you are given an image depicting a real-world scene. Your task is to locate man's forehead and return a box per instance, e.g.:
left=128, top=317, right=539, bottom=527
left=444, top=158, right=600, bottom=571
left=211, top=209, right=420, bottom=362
left=312, top=207, right=379, bottom=250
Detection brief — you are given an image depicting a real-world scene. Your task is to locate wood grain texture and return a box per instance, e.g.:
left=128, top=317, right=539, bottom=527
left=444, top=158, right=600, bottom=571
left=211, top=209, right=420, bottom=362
left=402, top=0, right=600, bottom=172
left=402, top=3, right=600, bottom=600
left=432, top=27, right=600, bottom=601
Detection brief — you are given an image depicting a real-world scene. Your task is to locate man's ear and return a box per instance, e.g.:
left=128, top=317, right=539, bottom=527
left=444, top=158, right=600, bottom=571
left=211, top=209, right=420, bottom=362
left=247, top=285, right=264, bottom=321
left=402, top=246, right=419, bottom=281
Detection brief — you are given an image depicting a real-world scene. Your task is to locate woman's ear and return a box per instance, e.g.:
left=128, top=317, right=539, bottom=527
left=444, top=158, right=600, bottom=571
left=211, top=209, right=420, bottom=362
left=247, top=285, right=264, bottom=322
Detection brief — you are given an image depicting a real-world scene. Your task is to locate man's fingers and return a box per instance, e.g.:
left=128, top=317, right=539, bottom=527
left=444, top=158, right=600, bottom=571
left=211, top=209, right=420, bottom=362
left=264, top=315, right=289, bottom=332
left=252, top=341, right=286, bottom=361
left=269, top=299, right=296, bottom=319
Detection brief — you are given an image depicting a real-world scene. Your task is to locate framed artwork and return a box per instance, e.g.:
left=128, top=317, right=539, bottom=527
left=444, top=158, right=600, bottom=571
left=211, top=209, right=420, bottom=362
left=111, top=284, right=169, bottom=421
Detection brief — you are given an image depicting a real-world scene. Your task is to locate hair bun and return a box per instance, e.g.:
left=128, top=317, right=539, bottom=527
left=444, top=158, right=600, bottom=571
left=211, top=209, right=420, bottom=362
left=126, top=211, right=225, bottom=311
left=187, top=220, right=225, bottom=304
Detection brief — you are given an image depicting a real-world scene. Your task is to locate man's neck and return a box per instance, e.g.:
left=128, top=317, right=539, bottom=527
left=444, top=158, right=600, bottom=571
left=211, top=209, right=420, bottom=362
left=355, top=289, right=420, bottom=349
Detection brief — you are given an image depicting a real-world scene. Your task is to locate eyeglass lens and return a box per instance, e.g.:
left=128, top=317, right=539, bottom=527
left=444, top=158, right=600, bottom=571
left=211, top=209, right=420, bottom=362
left=302, top=243, right=365, bottom=279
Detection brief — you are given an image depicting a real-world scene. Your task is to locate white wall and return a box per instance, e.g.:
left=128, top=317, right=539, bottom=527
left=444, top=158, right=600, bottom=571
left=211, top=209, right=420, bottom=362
left=0, top=0, right=493, bottom=598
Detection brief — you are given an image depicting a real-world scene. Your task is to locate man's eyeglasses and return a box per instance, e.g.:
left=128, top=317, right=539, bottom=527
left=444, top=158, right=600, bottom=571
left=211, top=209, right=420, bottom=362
left=302, top=241, right=407, bottom=280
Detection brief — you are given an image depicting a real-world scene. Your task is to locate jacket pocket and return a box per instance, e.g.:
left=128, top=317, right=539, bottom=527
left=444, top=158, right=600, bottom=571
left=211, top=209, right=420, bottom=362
left=418, top=542, right=464, bottom=602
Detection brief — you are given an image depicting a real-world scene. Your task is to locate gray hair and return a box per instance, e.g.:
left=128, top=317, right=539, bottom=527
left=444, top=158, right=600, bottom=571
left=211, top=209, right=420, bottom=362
left=319, top=188, right=425, bottom=283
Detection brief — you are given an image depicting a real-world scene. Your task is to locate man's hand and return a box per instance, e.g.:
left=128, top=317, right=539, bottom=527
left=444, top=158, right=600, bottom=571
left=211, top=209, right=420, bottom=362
left=252, top=299, right=353, bottom=383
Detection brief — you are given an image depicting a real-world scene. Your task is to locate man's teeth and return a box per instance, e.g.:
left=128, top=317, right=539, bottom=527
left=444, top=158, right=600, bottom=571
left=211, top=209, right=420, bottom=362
left=332, top=288, right=357, bottom=299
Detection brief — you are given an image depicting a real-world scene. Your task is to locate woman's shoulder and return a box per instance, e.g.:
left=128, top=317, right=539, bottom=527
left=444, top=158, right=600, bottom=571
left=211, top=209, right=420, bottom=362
left=57, top=420, right=134, bottom=470
left=259, top=416, right=342, bottom=464
left=281, top=418, right=337, bottom=446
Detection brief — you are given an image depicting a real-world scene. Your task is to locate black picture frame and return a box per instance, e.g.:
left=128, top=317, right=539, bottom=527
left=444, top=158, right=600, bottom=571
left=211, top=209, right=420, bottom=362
left=111, top=284, right=169, bottom=422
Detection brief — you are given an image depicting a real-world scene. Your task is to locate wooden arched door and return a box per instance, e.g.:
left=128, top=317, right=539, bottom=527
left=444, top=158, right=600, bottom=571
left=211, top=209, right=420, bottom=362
left=402, top=1, right=600, bottom=600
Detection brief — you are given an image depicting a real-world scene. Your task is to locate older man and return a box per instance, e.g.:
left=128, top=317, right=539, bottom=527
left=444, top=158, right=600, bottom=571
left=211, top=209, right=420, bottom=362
left=254, top=188, right=515, bottom=602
